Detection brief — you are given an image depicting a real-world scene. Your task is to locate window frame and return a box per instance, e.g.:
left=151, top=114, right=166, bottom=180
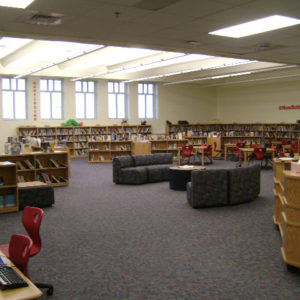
left=75, top=80, right=97, bottom=120
left=138, top=82, right=157, bottom=119
left=108, top=81, right=128, bottom=119
left=1, top=77, right=27, bottom=120
left=40, top=78, right=64, bottom=120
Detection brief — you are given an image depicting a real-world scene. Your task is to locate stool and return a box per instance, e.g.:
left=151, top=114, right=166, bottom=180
left=18, top=181, right=55, bottom=210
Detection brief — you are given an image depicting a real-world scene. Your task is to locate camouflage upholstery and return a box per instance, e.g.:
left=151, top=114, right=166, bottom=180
left=187, top=164, right=261, bottom=208
left=113, top=153, right=173, bottom=184
left=187, top=169, right=228, bottom=208
left=228, top=164, right=261, bottom=205
left=19, top=185, right=55, bottom=209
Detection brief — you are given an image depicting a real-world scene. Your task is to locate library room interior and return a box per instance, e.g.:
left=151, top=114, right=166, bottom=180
left=1, top=0, right=300, bottom=299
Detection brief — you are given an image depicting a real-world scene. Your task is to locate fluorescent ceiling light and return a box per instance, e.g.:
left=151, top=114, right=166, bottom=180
left=7, top=41, right=101, bottom=68
left=0, top=37, right=32, bottom=59
left=211, top=72, right=251, bottom=79
left=209, top=15, right=300, bottom=38
left=0, top=0, right=35, bottom=8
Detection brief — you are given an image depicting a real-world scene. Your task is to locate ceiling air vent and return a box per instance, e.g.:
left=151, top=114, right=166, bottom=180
left=23, top=12, right=65, bottom=26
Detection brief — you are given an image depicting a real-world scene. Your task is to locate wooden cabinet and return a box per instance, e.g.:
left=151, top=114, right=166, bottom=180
left=280, top=170, right=300, bottom=269
left=132, top=142, right=151, bottom=155
left=17, top=125, right=151, bottom=158
left=0, top=161, right=18, bottom=213
left=88, top=141, right=132, bottom=163
left=272, top=158, right=296, bottom=229
left=0, top=151, right=69, bottom=187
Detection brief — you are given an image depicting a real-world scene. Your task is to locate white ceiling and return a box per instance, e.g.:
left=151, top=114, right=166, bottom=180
left=0, top=0, right=300, bottom=85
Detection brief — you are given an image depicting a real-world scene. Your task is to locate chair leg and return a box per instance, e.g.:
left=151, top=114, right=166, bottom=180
left=35, top=282, right=54, bottom=296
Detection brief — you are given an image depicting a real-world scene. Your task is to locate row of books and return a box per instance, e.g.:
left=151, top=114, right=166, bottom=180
left=74, top=142, right=88, bottom=149
left=74, top=149, right=88, bottom=156
left=37, top=173, right=68, bottom=184
left=16, top=160, right=34, bottom=170
left=89, top=154, right=108, bottom=161
left=0, top=194, right=16, bottom=207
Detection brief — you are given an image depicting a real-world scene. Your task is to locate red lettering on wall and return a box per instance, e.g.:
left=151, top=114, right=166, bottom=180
left=279, top=105, right=300, bottom=110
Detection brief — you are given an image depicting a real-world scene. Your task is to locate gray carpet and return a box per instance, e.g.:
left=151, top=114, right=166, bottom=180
left=1, top=159, right=300, bottom=300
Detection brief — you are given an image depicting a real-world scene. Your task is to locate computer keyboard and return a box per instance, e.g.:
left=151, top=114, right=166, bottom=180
left=0, top=264, right=28, bottom=290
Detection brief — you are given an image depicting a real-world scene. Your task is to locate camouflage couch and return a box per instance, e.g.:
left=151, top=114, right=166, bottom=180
left=187, top=164, right=261, bottom=208
left=113, top=153, right=173, bottom=184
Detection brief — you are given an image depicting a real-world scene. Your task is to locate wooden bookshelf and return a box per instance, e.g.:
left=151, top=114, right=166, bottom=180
left=0, top=151, right=69, bottom=187
left=0, top=161, right=18, bottom=213
left=88, top=140, right=132, bottom=163
left=151, top=139, right=188, bottom=161
left=17, top=125, right=152, bottom=158
left=166, top=123, right=300, bottom=146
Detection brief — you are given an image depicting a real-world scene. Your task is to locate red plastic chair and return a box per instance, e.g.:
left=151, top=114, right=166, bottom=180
left=22, top=207, right=54, bottom=296
left=253, top=147, right=268, bottom=167
left=204, top=144, right=213, bottom=163
left=213, top=142, right=224, bottom=158
left=181, top=145, right=194, bottom=164
left=0, top=207, right=53, bottom=296
left=8, top=234, right=33, bottom=279
left=291, top=140, right=299, bottom=153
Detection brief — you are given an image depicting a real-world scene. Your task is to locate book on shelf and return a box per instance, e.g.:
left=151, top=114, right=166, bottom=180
left=35, top=159, right=44, bottom=169
left=18, top=175, right=25, bottom=182
left=41, top=173, right=51, bottom=184
left=16, top=160, right=26, bottom=170
left=50, top=175, right=60, bottom=183
left=0, top=195, right=3, bottom=208
left=23, top=160, right=34, bottom=169
left=49, top=158, right=59, bottom=168
left=5, top=194, right=16, bottom=206
left=59, top=176, right=68, bottom=183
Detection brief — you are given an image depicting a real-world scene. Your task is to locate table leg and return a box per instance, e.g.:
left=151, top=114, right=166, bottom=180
left=244, top=152, right=248, bottom=166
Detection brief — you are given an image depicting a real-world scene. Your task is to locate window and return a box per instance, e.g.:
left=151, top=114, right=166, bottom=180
left=1, top=78, right=26, bottom=119
left=108, top=81, right=127, bottom=119
left=138, top=82, right=156, bottom=119
left=40, top=79, right=63, bottom=119
left=75, top=80, right=96, bottom=119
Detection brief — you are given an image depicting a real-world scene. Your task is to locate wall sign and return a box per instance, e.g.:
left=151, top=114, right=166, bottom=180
left=33, top=81, right=37, bottom=120
left=279, top=105, right=300, bottom=110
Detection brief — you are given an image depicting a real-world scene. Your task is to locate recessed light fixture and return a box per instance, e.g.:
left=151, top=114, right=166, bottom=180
left=0, top=0, right=35, bottom=9
left=209, top=15, right=300, bottom=38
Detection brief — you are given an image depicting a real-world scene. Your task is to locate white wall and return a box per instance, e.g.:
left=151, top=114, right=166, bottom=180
left=216, top=78, right=300, bottom=123
left=0, top=77, right=217, bottom=151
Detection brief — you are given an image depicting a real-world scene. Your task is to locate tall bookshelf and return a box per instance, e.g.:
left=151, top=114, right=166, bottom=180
left=17, top=124, right=152, bottom=158
left=0, top=161, right=18, bottom=213
left=166, top=123, right=300, bottom=146
left=0, top=151, right=69, bottom=187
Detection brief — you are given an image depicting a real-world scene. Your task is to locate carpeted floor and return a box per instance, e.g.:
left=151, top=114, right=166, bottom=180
left=1, top=158, right=300, bottom=300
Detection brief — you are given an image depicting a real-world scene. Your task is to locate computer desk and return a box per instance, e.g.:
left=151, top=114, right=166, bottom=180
left=0, top=251, right=43, bottom=300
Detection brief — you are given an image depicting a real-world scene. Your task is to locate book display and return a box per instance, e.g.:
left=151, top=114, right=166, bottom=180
left=166, top=123, right=300, bottom=146
left=0, top=151, right=69, bottom=187
left=0, top=161, right=18, bottom=213
left=17, top=125, right=152, bottom=158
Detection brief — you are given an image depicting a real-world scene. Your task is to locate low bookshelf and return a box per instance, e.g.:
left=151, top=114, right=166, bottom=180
left=0, top=151, right=69, bottom=187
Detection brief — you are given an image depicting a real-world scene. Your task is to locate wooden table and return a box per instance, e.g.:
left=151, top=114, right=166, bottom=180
left=193, top=145, right=210, bottom=166
left=224, top=143, right=236, bottom=160
left=0, top=251, right=42, bottom=300
left=240, top=148, right=275, bottom=166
